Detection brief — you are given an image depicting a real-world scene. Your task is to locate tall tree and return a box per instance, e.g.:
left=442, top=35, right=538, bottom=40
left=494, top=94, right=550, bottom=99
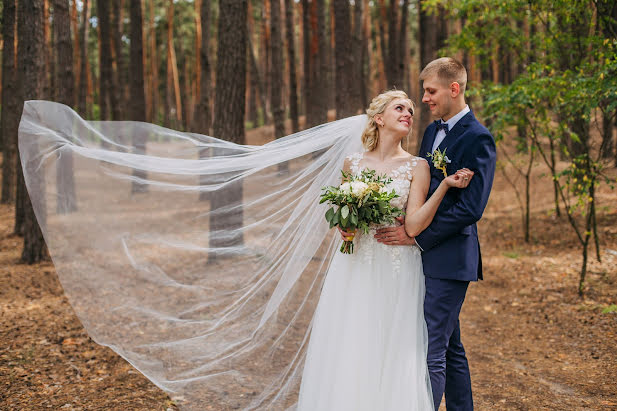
left=194, top=0, right=212, bottom=135
left=110, top=0, right=125, bottom=120
left=130, top=0, right=148, bottom=193
left=17, top=0, right=47, bottom=262
left=418, top=1, right=446, bottom=134
left=285, top=0, right=299, bottom=133
left=1, top=0, right=19, bottom=205
left=351, top=0, right=365, bottom=111
left=77, top=0, right=90, bottom=118
left=53, top=0, right=78, bottom=214
left=315, top=0, right=329, bottom=124
left=165, top=0, right=182, bottom=128
left=333, top=0, right=354, bottom=119
left=98, top=0, right=113, bottom=120
left=147, top=0, right=159, bottom=123
left=270, top=0, right=285, bottom=139
left=301, top=0, right=311, bottom=124
left=209, top=0, right=247, bottom=256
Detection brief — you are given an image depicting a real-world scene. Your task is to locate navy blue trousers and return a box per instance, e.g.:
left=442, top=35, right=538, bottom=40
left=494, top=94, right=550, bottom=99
left=424, top=277, right=473, bottom=411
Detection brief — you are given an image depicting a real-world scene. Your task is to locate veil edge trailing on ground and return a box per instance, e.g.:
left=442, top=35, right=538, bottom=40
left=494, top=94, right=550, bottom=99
left=18, top=100, right=366, bottom=410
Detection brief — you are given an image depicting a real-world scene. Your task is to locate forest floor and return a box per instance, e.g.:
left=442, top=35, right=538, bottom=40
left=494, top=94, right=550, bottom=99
left=1, top=123, right=617, bottom=410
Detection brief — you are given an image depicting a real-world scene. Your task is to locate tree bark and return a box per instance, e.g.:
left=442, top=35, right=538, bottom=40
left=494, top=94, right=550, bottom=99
left=315, top=0, right=329, bottom=124
left=209, top=0, right=247, bottom=257
left=418, top=1, right=446, bottom=136
left=193, top=0, right=212, bottom=135
left=53, top=0, right=78, bottom=214
left=270, top=0, right=285, bottom=140
left=351, top=0, right=365, bottom=112
left=17, top=0, right=48, bottom=263
left=285, top=0, right=299, bottom=133
left=333, top=0, right=354, bottom=119
left=129, top=0, right=148, bottom=194
left=301, top=0, right=312, bottom=124
left=110, top=0, right=125, bottom=120
left=77, top=0, right=90, bottom=118
left=98, top=0, right=113, bottom=120
left=147, top=0, right=158, bottom=123
left=166, top=0, right=182, bottom=127
left=1, top=0, right=19, bottom=204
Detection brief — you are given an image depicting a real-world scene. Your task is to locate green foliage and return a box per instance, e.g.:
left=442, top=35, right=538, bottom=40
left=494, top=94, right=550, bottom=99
left=601, top=304, right=617, bottom=314
left=427, top=0, right=617, bottom=295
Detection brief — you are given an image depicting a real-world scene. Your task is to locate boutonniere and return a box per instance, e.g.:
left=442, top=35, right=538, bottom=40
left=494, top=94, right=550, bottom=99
left=427, top=147, right=451, bottom=178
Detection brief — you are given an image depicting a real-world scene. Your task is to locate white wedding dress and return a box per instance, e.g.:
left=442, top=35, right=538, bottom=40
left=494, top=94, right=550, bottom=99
left=297, top=152, right=434, bottom=411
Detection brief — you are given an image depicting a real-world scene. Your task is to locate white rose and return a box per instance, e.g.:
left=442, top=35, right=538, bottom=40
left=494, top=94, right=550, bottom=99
left=339, top=182, right=351, bottom=194
left=350, top=181, right=368, bottom=197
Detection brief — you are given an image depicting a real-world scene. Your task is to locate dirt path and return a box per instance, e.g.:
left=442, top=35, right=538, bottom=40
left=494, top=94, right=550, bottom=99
left=1, top=141, right=616, bottom=410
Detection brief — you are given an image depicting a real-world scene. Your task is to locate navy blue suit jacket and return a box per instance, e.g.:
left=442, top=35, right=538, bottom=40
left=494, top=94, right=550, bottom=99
left=415, top=110, right=496, bottom=281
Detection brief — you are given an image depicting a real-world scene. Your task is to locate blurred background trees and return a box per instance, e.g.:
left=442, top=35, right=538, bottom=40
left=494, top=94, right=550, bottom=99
left=0, top=0, right=615, bottom=295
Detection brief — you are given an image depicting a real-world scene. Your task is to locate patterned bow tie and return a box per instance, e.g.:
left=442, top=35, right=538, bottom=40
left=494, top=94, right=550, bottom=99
left=434, top=121, right=449, bottom=134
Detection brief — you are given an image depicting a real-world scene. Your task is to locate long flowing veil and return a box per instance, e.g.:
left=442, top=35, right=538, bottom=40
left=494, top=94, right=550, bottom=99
left=18, top=100, right=366, bottom=410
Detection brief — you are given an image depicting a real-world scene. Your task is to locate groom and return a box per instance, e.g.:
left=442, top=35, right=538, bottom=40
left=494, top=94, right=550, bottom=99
left=376, top=57, right=496, bottom=410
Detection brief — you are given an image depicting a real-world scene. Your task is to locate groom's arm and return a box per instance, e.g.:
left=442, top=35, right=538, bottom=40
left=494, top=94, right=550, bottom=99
left=414, top=132, right=496, bottom=252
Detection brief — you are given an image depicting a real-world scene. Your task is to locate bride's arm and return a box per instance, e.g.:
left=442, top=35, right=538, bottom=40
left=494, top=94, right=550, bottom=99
left=403, top=161, right=472, bottom=238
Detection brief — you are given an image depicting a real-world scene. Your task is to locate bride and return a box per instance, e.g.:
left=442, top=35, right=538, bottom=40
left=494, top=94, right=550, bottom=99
left=297, top=90, right=472, bottom=410
left=18, top=90, right=472, bottom=410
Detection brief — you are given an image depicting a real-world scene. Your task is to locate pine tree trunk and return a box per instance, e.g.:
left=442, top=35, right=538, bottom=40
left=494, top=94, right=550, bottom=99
left=285, top=0, right=299, bottom=133
left=418, top=1, right=446, bottom=136
left=77, top=0, right=90, bottom=117
left=166, top=0, right=182, bottom=127
left=53, top=0, right=78, bottom=214
left=18, top=0, right=48, bottom=263
left=209, top=0, right=247, bottom=258
left=351, top=0, right=364, bottom=112
left=148, top=0, right=158, bottom=123
left=301, top=0, right=312, bottom=124
left=333, top=0, right=354, bottom=119
left=270, top=0, right=285, bottom=139
left=195, top=0, right=212, bottom=135
left=398, top=0, right=410, bottom=89
left=129, top=0, right=148, bottom=194
left=110, top=0, right=125, bottom=120
left=319, top=0, right=332, bottom=119
left=71, top=0, right=80, bottom=98
left=98, top=0, right=113, bottom=120
left=1, top=0, right=19, bottom=204
left=387, top=0, right=398, bottom=87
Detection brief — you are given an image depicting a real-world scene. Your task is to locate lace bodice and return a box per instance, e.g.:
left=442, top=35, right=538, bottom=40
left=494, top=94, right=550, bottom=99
left=345, top=152, right=423, bottom=275
left=347, top=151, right=417, bottom=211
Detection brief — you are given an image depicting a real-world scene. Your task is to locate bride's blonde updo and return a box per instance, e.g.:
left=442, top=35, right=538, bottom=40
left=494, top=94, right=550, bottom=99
left=361, top=90, right=415, bottom=151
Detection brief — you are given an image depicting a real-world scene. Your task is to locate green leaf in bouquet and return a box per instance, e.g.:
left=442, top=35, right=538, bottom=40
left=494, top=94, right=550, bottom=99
left=325, top=207, right=335, bottom=223
left=351, top=211, right=358, bottom=226
left=341, top=205, right=349, bottom=219
left=333, top=208, right=341, bottom=225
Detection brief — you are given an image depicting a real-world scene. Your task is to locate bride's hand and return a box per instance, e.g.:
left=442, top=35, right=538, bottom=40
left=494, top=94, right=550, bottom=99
left=337, top=226, right=356, bottom=241
left=443, top=168, right=474, bottom=188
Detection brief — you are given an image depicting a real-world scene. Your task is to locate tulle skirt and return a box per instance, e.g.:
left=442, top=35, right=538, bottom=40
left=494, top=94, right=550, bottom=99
left=297, top=233, right=434, bottom=411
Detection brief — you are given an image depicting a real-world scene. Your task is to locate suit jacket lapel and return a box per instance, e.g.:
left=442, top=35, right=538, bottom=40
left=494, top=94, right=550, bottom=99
left=437, top=110, right=475, bottom=152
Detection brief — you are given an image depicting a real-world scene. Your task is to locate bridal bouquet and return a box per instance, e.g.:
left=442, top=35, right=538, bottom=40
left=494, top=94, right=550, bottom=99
left=320, top=169, right=403, bottom=254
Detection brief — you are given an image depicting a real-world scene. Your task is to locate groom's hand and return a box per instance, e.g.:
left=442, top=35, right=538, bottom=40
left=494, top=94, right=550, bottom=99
left=374, top=217, right=415, bottom=246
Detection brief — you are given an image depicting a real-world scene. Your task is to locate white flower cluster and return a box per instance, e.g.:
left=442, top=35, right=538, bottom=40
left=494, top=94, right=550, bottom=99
left=340, top=181, right=369, bottom=197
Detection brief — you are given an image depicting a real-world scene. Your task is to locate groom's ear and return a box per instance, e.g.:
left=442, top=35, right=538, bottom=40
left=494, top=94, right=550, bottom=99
left=450, top=82, right=461, bottom=98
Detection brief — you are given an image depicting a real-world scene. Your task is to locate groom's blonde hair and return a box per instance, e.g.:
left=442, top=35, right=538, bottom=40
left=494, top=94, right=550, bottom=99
left=419, top=57, right=467, bottom=93
left=362, top=90, right=414, bottom=151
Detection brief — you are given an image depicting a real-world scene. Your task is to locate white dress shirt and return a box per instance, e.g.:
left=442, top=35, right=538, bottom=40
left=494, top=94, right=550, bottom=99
left=431, top=105, right=470, bottom=152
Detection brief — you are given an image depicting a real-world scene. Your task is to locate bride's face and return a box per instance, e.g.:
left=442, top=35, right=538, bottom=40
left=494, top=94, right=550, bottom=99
left=377, top=98, right=414, bottom=137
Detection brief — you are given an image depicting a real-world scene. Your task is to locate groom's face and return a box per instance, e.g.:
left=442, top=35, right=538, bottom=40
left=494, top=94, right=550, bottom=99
left=421, top=76, right=452, bottom=120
